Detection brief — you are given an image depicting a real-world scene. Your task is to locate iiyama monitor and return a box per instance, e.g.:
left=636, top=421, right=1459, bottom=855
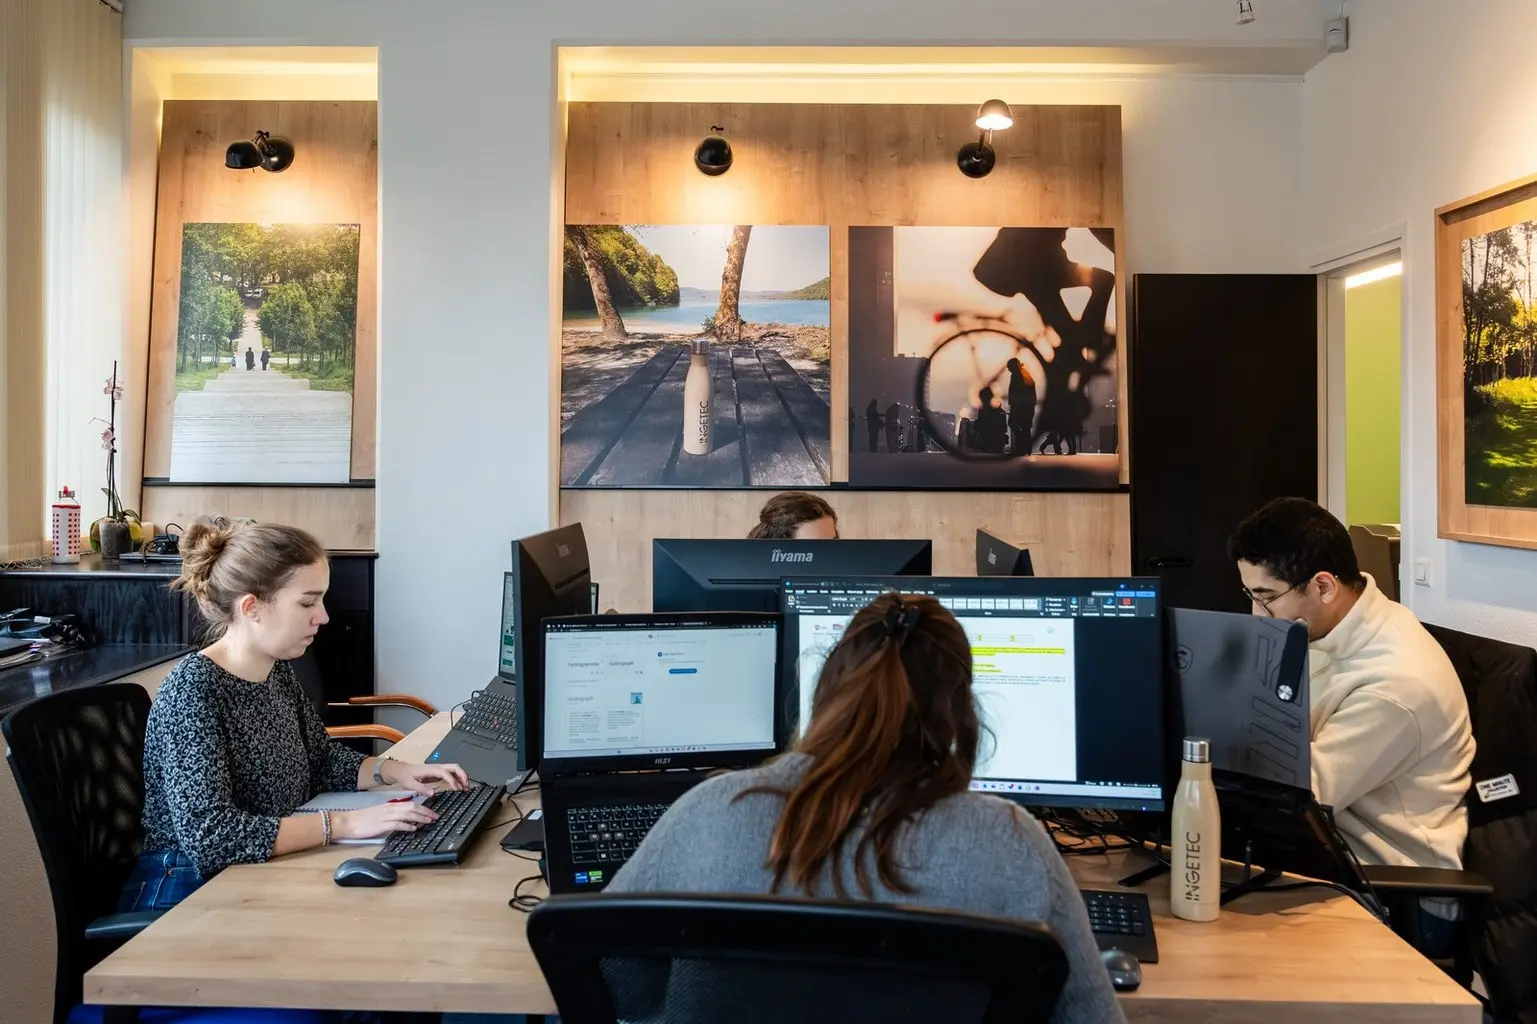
left=652, top=539, right=932, bottom=613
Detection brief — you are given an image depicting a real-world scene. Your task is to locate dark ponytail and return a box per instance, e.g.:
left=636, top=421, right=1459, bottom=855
left=743, top=593, right=977, bottom=897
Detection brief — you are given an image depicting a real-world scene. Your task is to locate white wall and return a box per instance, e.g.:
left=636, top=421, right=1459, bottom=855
left=120, top=0, right=1316, bottom=709
left=1304, top=0, right=1537, bottom=646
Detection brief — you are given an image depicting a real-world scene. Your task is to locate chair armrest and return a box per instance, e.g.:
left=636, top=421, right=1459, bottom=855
left=328, top=694, right=437, bottom=717
left=326, top=724, right=407, bottom=744
left=84, top=910, right=167, bottom=943
left=1362, top=865, right=1494, bottom=897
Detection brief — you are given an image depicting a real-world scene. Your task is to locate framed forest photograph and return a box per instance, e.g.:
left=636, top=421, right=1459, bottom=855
left=1437, top=173, right=1537, bottom=548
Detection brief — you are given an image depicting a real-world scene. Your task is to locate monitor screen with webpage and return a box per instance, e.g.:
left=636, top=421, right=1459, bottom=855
left=780, top=577, right=1165, bottom=811
left=541, top=613, right=781, bottom=773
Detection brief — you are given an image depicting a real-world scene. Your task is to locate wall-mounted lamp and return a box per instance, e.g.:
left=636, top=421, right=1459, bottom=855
left=225, top=130, right=296, bottom=173
left=694, top=126, right=732, bottom=176
left=956, top=100, right=1013, bottom=179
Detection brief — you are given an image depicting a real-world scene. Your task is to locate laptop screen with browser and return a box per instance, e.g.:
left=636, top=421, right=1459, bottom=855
left=540, top=613, right=781, bottom=773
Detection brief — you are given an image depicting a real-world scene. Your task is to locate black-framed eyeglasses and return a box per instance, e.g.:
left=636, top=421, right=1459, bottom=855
left=1241, top=584, right=1295, bottom=615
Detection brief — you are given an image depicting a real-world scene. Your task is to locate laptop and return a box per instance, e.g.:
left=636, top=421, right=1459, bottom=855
left=425, top=573, right=531, bottom=790
left=539, top=612, right=782, bottom=894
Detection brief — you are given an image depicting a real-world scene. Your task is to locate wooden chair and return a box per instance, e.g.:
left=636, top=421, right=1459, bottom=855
left=323, top=694, right=438, bottom=746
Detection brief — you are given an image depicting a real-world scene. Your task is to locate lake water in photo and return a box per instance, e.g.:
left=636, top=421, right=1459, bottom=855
left=565, top=298, right=830, bottom=333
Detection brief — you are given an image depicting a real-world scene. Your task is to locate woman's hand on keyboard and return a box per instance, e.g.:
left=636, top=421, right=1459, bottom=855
left=385, top=761, right=471, bottom=796
left=335, top=800, right=439, bottom=841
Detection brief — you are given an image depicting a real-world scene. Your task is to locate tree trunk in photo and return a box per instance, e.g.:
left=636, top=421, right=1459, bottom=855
left=569, top=226, right=627, bottom=342
left=714, top=226, right=752, bottom=345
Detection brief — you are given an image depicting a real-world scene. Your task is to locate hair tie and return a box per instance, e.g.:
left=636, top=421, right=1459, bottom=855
left=882, top=601, right=921, bottom=644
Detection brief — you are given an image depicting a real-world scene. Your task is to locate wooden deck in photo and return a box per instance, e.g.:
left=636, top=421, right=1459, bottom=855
left=562, top=344, right=830, bottom=488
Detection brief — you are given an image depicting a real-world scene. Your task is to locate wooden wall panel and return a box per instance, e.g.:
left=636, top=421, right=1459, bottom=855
left=140, top=485, right=374, bottom=551
left=561, top=102, right=1127, bottom=612
left=142, top=100, right=377, bottom=545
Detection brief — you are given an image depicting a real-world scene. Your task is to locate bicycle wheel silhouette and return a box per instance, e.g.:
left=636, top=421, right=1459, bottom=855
left=915, top=326, right=1051, bottom=461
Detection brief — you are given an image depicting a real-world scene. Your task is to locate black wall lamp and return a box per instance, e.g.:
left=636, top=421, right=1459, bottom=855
left=694, top=126, right=732, bottom=176
left=956, top=99, right=1013, bottom=179
left=226, top=130, right=296, bottom=173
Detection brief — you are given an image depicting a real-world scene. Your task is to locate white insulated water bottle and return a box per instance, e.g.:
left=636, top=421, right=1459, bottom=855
left=682, top=338, right=712, bottom=456
left=1170, top=736, right=1221, bottom=922
left=51, top=487, right=81, bottom=564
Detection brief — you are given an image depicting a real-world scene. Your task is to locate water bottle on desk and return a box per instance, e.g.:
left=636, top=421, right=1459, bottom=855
left=1170, top=736, right=1221, bottom=922
left=51, top=487, right=81, bottom=564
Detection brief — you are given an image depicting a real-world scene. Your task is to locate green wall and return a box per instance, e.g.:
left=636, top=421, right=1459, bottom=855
left=1344, top=274, right=1402, bottom=525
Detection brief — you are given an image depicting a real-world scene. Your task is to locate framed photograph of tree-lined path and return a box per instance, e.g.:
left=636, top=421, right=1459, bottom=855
left=166, top=222, right=360, bottom=484
left=1437, top=173, right=1537, bottom=549
left=560, top=224, right=831, bottom=488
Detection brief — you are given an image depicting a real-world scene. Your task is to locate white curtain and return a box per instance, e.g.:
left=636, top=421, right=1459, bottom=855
left=0, top=0, right=122, bottom=561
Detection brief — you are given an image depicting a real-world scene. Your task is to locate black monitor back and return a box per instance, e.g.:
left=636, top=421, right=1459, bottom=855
left=975, top=529, right=1035, bottom=577
left=652, top=539, right=932, bottom=613
left=510, top=523, right=591, bottom=770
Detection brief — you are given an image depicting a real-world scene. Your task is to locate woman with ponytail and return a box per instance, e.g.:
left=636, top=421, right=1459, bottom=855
left=609, top=593, right=1124, bottom=1023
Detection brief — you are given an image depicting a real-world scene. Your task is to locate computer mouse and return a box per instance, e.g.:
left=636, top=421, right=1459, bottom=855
left=1100, top=948, right=1142, bottom=992
left=333, top=857, right=398, bottom=888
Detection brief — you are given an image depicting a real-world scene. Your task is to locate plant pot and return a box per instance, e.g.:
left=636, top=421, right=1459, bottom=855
left=99, top=519, right=132, bottom=561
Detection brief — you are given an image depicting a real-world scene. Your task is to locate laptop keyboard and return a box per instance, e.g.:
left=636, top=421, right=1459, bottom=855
left=567, top=802, right=670, bottom=865
left=455, top=688, right=519, bottom=746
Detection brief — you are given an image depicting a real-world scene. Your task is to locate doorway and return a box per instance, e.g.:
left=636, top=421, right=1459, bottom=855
left=1319, top=251, right=1404, bottom=592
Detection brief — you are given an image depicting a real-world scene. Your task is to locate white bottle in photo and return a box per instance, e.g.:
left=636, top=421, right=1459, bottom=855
left=682, top=338, right=712, bottom=456
left=1170, top=736, right=1221, bottom=922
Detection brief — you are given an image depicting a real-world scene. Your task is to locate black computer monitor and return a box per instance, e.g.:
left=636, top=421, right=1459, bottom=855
left=652, top=538, right=932, bottom=613
left=509, top=523, right=592, bottom=771
left=780, top=575, right=1165, bottom=812
left=976, top=528, right=1035, bottom=577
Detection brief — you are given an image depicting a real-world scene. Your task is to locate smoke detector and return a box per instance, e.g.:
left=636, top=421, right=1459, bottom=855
left=1237, top=0, right=1255, bottom=25
left=1325, top=16, right=1349, bottom=53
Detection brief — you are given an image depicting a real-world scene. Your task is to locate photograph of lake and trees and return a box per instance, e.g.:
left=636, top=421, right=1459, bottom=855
left=1462, top=221, right=1537, bottom=508
left=167, top=222, right=360, bottom=484
left=561, top=224, right=831, bottom=488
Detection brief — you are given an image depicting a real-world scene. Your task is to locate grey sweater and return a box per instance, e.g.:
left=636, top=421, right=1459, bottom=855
left=140, top=652, right=366, bottom=878
left=609, top=754, right=1126, bottom=1024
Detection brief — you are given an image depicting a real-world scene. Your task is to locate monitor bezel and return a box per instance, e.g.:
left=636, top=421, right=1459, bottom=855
left=538, top=611, right=785, bottom=775
left=777, top=575, right=1166, bottom=813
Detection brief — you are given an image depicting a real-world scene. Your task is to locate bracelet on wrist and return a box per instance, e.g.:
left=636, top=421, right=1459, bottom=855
left=320, top=808, right=332, bottom=846
left=373, top=756, right=393, bottom=787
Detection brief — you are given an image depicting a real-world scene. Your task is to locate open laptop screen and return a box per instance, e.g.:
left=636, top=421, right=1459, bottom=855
left=541, top=613, right=780, bottom=773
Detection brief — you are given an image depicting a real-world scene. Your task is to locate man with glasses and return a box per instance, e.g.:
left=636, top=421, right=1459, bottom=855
left=1227, top=498, right=1474, bottom=883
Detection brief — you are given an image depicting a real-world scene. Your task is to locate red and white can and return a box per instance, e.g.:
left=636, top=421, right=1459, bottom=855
left=51, top=487, right=81, bottom=563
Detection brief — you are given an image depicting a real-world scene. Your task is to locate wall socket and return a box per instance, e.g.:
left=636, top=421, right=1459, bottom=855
left=1412, top=557, right=1432, bottom=587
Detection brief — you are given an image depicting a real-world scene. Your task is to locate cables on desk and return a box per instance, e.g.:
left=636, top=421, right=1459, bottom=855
left=509, top=872, right=544, bottom=913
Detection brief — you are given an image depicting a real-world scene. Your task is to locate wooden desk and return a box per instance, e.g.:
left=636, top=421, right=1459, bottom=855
left=87, top=715, right=1480, bottom=1022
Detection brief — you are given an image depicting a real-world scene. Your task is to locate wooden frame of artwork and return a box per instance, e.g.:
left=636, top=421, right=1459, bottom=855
left=1437, top=172, right=1537, bottom=549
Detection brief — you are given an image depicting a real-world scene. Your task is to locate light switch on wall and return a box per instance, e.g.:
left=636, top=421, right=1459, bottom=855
left=1412, top=557, right=1431, bottom=587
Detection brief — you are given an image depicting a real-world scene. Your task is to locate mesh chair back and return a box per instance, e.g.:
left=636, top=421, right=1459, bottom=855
left=3, top=683, right=152, bottom=1024
left=528, top=892, right=1068, bottom=1024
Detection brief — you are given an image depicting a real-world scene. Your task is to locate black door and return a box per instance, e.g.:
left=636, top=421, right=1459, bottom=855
left=1130, top=275, right=1318, bottom=612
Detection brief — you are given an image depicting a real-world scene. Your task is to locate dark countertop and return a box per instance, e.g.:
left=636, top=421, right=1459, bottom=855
left=0, top=643, right=190, bottom=717
left=0, top=555, right=183, bottom=579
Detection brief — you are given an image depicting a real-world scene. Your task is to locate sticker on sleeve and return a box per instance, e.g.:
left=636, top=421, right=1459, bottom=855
left=1475, top=773, right=1520, bottom=803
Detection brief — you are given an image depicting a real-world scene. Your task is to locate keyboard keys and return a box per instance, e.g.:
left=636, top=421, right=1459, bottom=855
left=566, top=802, right=669, bottom=866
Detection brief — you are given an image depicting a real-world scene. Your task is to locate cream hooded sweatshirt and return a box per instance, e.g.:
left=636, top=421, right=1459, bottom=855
left=1308, top=574, right=1474, bottom=869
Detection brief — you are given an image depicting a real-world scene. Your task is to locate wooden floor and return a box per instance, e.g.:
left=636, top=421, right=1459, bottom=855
left=562, top=344, right=831, bottom=488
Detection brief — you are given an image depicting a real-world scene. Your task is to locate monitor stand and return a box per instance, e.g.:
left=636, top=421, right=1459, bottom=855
left=1115, top=772, right=1384, bottom=917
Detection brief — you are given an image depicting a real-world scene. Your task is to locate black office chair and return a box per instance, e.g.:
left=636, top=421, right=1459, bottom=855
left=527, top=892, right=1069, bottom=1024
left=3, top=684, right=165, bottom=1024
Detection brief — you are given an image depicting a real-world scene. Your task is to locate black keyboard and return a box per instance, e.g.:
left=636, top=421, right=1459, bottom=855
left=376, top=784, right=505, bottom=867
left=455, top=688, right=519, bottom=746
left=566, top=802, right=669, bottom=866
left=1081, top=889, right=1159, bottom=963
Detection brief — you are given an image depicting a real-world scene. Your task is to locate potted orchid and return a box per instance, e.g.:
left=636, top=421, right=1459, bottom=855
left=90, top=361, right=141, bottom=560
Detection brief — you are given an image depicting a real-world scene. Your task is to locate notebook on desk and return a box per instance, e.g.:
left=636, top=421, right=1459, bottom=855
left=539, top=612, right=782, bottom=894
left=296, top=789, right=425, bottom=845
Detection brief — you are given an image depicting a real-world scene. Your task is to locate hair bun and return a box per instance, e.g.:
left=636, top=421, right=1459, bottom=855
left=175, top=518, right=238, bottom=595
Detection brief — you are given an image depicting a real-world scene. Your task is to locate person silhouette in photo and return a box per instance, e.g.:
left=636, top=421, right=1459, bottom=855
left=970, top=228, right=1116, bottom=451
left=884, top=403, right=902, bottom=453
left=865, top=399, right=883, bottom=453
left=973, top=388, right=1008, bottom=454
left=261, top=347, right=271, bottom=371
left=245, top=347, right=255, bottom=372
left=1005, top=357, right=1037, bottom=455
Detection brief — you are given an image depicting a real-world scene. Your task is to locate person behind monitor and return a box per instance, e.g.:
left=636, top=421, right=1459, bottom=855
left=749, top=491, right=839, bottom=540
left=1228, top=498, right=1474, bottom=876
left=119, top=519, right=468, bottom=915
left=609, top=592, right=1124, bottom=1024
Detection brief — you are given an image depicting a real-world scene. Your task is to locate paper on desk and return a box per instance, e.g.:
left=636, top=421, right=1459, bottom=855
left=297, top=789, right=427, bottom=845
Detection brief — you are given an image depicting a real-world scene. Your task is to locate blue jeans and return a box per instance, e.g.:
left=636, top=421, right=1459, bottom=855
left=118, top=849, right=205, bottom=913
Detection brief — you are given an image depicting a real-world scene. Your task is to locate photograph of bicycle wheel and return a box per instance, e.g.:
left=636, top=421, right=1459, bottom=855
left=846, top=225, right=1120, bottom=490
